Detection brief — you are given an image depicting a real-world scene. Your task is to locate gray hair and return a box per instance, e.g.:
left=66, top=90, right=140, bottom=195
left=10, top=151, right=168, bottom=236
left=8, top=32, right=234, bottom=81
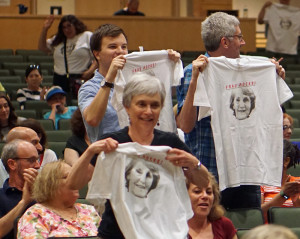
left=1, top=139, right=23, bottom=173
left=201, top=12, right=240, bottom=52
left=122, top=72, right=166, bottom=108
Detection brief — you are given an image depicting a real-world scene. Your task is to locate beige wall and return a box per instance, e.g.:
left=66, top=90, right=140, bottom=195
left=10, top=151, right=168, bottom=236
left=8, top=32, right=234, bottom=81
left=37, top=0, right=75, bottom=15
left=0, top=16, right=256, bottom=52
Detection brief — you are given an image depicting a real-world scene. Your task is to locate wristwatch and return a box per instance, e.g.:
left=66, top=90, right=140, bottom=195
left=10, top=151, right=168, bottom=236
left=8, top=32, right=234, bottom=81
left=280, top=190, right=290, bottom=200
left=100, top=80, right=114, bottom=88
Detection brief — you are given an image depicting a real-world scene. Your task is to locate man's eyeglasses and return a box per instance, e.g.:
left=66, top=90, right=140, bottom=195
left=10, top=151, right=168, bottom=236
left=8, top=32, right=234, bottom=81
left=283, top=125, right=293, bottom=131
left=13, top=157, right=39, bottom=163
left=226, top=34, right=244, bottom=42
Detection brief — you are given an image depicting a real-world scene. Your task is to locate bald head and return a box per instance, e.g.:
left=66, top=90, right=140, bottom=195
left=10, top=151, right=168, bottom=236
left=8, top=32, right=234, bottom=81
left=6, top=127, right=43, bottom=153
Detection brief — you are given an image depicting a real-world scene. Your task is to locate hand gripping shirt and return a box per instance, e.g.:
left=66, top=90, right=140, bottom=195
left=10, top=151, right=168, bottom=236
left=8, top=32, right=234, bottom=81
left=87, top=142, right=192, bottom=239
left=112, top=50, right=184, bottom=133
left=193, top=56, right=293, bottom=191
left=264, top=3, right=300, bottom=55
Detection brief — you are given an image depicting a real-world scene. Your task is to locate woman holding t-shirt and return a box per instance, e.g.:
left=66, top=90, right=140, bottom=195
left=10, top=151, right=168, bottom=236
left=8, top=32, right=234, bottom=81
left=66, top=72, right=209, bottom=238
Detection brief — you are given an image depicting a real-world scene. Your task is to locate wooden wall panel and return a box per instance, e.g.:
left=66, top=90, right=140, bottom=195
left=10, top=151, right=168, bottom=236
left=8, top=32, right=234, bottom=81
left=75, top=0, right=174, bottom=17
left=0, top=0, right=31, bottom=15
left=0, top=16, right=256, bottom=53
left=193, top=0, right=232, bottom=17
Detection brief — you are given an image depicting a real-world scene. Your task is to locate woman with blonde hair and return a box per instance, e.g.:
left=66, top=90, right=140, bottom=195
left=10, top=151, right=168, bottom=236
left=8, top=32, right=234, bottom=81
left=18, top=161, right=100, bottom=238
left=187, top=172, right=237, bottom=239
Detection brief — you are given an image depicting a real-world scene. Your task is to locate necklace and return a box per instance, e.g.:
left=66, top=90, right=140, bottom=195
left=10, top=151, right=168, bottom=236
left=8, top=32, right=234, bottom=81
left=43, top=204, right=78, bottom=221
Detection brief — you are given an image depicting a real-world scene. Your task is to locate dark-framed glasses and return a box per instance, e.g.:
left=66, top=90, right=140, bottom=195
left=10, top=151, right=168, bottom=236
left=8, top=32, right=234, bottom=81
left=13, top=157, right=39, bottom=163
left=283, top=125, right=293, bottom=131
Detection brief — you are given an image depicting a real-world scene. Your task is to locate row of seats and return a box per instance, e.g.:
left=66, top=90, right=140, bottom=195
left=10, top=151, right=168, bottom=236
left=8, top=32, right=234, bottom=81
left=225, top=207, right=300, bottom=238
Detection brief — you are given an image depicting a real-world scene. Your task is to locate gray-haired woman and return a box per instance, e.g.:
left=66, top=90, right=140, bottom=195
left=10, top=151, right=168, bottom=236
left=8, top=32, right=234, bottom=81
left=66, top=72, right=209, bottom=238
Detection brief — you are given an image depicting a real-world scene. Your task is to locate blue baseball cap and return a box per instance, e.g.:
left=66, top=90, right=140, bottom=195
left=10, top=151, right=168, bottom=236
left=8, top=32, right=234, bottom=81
left=45, top=86, right=66, bottom=101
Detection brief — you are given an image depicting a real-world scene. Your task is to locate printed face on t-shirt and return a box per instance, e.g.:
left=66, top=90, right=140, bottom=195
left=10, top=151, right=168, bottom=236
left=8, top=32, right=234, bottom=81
left=125, top=159, right=160, bottom=198
left=230, top=87, right=255, bottom=120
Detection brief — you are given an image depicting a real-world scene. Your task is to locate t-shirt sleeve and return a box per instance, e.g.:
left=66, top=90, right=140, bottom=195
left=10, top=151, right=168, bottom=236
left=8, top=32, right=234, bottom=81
left=212, top=217, right=237, bottom=239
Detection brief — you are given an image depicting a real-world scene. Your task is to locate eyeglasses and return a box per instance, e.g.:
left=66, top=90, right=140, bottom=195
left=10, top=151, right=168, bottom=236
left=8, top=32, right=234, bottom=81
left=29, top=64, right=40, bottom=70
left=283, top=125, right=293, bottom=131
left=13, top=157, right=39, bottom=163
left=226, top=34, right=244, bottom=42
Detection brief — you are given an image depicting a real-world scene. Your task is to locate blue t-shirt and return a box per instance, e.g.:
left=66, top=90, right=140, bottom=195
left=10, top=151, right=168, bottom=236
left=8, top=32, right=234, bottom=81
left=43, top=106, right=77, bottom=129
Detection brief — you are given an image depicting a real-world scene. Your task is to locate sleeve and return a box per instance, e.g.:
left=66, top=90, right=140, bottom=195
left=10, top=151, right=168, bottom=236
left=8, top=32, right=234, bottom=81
left=220, top=217, right=237, bottom=239
left=78, top=81, right=96, bottom=113
left=46, top=36, right=55, bottom=52
left=44, top=149, right=58, bottom=162
left=17, top=89, right=26, bottom=107
left=43, top=112, right=50, bottom=119
left=276, top=75, right=293, bottom=104
left=17, top=208, right=50, bottom=239
left=176, top=64, right=192, bottom=113
left=263, top=5, right=272, bottom=23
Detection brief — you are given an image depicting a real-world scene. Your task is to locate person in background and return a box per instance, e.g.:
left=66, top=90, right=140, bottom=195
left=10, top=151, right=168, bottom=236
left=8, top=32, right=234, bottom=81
left=242, top=224, right=297, bottom=239
left=18, top=119, right=57, bottom=169
left=187, top=172, right=237, bottom=239
left=64, top=108, right=95, bottom=166
left=17, top=161, right=101, bottom=238
left=0, top=139, right=39, bottom=239
left=261, top=140, right=300, bottom=221
left=0, top=93, right=25, bottom=142
left=16, top=64, right=47, bottom=110
left=113, top=0, right=145, bottom=16
left=258, top=0, right=300, bottom=56
left=38, top=15, right=98, bottom=99
left=44, top=86, right=77, bottom=130
left=283, top=113, right=294, bottom=140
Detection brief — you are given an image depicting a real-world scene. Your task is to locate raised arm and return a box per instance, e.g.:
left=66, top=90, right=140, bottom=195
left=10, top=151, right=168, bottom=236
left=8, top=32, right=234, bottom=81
left=176, top=55, right=208, bottom=133
left=38, top=15, right=54, bottom=54
left=66, top=138, right=118, bottom=190
left=83, top=55, right=126, bottom=127
left=258, top=1, right=272, bottom=24
left=0, top=168, right=37, bottom=238
left=261, top=180, right=300, bottom=215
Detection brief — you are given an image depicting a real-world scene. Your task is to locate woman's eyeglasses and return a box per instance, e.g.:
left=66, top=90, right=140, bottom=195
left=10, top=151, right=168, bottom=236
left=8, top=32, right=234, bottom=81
left=283, top=125, right=293, bottom=130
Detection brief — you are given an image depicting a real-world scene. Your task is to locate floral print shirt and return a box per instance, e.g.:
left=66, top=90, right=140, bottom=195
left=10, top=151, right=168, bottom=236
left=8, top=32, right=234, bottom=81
left=17, top=203, right=101, bottom=239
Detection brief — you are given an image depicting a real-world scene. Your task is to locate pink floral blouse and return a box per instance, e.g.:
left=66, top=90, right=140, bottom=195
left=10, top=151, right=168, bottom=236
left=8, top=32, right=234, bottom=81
left=17, top=203, right=101, bottom=239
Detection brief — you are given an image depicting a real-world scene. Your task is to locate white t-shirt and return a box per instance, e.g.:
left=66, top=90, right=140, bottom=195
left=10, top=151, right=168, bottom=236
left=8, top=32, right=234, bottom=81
left=264, top=3, right=300, bottom=55
left=194, top=56, right=293, bottom=191
left=112, top=50, right=184, bottom=133
left=40, top=149, right=57, bottom=169
left=47, top=31, right=94, bottom=75
left=87, top=142, right=192, bottom=239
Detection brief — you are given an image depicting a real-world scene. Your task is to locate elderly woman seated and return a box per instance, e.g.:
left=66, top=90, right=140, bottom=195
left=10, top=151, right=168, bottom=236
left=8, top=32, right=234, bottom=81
left=186, top=172, right=237, bottom=239
left=17, top=161, right=100, bottom=238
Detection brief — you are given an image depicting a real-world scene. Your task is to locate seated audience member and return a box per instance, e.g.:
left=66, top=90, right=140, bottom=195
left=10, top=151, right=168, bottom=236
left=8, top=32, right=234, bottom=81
left=44, top=86, right=77, bottom=130
left=0, top=127, right=43, bottom=186
left=16, top=64, right=47, bottom=110
left=283, top=113, right=294, bottom=140
left=64, top=108, right=95, bottom=166
left=0, top=93, right=26, bottom=142
left=261, top=139, right=300, bottom=221
left=18, top=161, right=101, bottom=238
left=187, top=172, right=237, bottom=239
left=242, top=224, right=297, bottom=239
left=18, top=119, right=57, bottom=168
left=0, top=139, right=39, bottom=239
left=113, top=0, right=145, bottom=16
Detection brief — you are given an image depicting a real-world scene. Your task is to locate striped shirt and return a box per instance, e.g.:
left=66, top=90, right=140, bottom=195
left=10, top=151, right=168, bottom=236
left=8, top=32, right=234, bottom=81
left=17, top=87, right=42, bottom=109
